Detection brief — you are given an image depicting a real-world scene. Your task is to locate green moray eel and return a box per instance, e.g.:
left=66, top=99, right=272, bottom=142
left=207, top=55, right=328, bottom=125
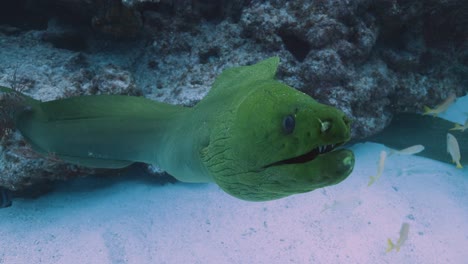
left=1, top=57, right=355, bottom=201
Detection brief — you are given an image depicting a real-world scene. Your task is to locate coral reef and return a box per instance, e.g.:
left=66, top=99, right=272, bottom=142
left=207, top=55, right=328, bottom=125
left=240, top=0, right=467, bottom=136
left=0, top=0, right=467, bottom=191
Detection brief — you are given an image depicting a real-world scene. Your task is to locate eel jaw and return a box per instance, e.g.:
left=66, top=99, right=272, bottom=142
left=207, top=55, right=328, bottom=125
left=264, top=142, right=344, bottom=168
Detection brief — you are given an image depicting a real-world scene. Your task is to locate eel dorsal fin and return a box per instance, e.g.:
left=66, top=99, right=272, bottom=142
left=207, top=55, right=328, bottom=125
left=201, top=57, right=280, bottom=102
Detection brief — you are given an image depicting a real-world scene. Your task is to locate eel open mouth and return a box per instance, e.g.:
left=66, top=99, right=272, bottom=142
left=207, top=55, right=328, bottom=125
left=264, top=142, right=344, bottom=168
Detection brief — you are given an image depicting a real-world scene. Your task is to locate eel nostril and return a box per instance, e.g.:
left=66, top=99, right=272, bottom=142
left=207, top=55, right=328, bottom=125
left=317, top=118, right=331, bottom=133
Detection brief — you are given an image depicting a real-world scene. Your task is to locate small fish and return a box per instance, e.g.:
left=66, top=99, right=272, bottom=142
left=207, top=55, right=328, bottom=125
left=386, top=222, right=410, bottom=252
left=368, top=150, right=387, bottom=186
left=0, top=187, right=12, bottom=208
left=388, top=144, right=425, bottom=156
left=447, top=133, right=463, bottom=169
left=423, top=93, right=456, bottom=116
left=450, top=118, right=468, bottom=132
left=321, top=196, right=362, bottom=213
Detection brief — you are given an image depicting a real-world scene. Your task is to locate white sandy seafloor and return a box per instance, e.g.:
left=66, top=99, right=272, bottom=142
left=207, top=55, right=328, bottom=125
left=1, top=99, right=467, bottom=264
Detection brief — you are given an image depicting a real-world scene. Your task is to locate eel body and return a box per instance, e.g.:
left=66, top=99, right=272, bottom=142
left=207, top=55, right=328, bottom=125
left=1, top=58, right=355, bottom=201
left=366, top=113, right=467, bottom=167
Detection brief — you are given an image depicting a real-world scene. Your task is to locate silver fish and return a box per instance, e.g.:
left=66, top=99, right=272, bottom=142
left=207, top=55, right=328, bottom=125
left=447, top=133, right=463, bottom=169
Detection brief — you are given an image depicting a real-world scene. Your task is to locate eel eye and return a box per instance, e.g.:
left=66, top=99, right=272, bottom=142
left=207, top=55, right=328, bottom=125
left=282, top=115, right=295, bottom=134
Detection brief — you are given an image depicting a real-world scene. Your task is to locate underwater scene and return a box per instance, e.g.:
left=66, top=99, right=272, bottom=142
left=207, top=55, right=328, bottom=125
left=0, top=1, right=467, bottom=263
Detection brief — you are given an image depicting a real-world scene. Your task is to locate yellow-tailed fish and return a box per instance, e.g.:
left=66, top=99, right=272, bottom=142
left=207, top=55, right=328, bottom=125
left=386, top=222, right=410, bottom=252
left=423, top=93, right=456, bottom=116
left=368, top=150, right=387, bottom=186
left=447, top=133, right=463, bottom=169
left=450, top=118, right=468, bottom=132
left=388, top=144, right=425, bottom=156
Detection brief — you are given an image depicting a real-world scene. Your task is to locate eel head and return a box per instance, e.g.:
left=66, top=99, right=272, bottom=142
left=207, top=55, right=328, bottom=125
left=200, top=61, right=354, bottom=201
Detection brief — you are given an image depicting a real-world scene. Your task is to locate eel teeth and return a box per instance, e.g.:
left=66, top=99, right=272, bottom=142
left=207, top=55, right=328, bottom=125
left=264, top=142, right=344, bottom=168
left=317, top=143, right=340, bottom=154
